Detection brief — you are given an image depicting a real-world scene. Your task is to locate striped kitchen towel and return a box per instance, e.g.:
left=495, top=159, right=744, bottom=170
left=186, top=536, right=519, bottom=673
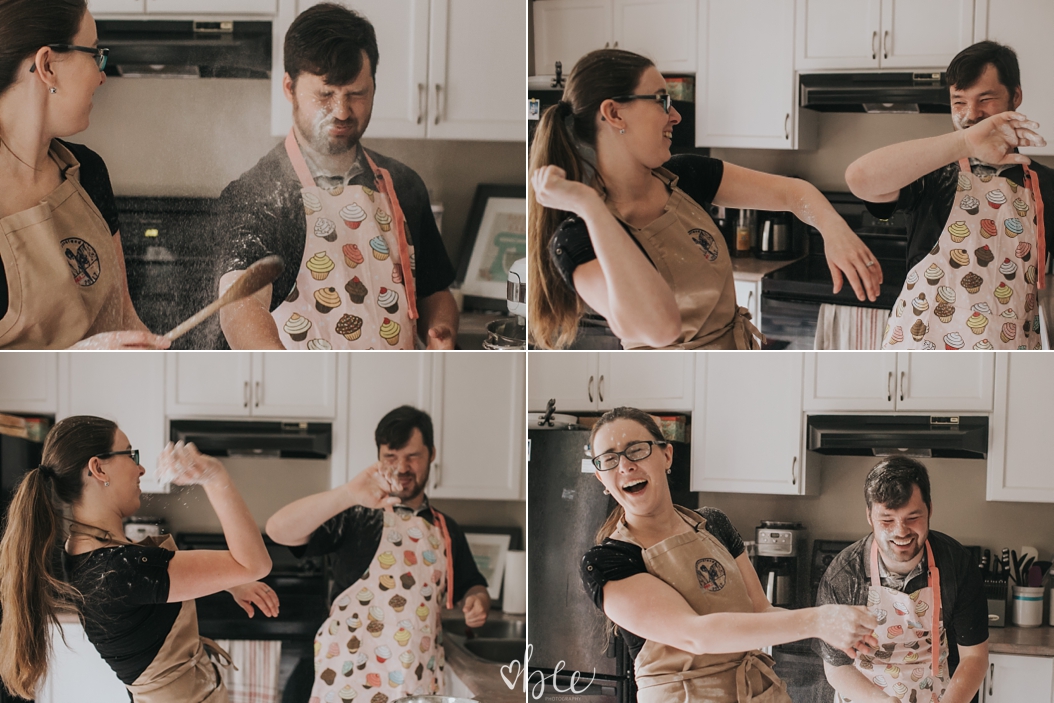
left=215, top=640, right=282, bottom=703
left=814, top=304, right=888, bottom=350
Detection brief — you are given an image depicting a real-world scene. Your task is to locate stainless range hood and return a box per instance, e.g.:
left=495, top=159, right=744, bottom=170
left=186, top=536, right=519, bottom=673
left=97, top=20, right=271, bottom=78
left=800, top=72, right=950, bottom=114
left=806, top=415, right=988, bottom=459
left=169, top=420, right=331, bottom=459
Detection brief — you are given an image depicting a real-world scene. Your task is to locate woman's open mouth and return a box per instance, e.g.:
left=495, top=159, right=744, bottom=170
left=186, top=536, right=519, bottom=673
left=622, top=479, right=648, bottom=494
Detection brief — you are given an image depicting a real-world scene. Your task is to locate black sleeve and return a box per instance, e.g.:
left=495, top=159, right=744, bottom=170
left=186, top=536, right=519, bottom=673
left=664, top=154, right=725, bottom=207
left=289, top=509, right=353, bottom=560
left=61, top=141, right=120, bottom=235
left=441, top=514, right=489, bottom=603
left=90, top=545, right=175, bottom=605
left=696, top=507, right=744, bottom=558
left=385, top=164, right=457, bottom=299
left=813, top=547, right=866, bottom=667
left=549, top=216, right=596, bottom=293
left=580, top=539, right=648, bottom=610
left=864, top=169, right=932, bottom=220
left=947, top=542, right=989, bottom=647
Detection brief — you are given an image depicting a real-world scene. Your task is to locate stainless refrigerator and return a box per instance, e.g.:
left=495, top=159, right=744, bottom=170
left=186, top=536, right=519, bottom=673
left=527, top=427, right=692, bottom=703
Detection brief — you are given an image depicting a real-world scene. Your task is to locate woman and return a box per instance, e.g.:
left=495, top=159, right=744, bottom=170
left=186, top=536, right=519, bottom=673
left=529, top=49, right=884, bottom=349
left=582, top=407, right=878, bottom=703
left=0, top=0, right=168, bottom=349
left=0, top=416, right=275, bottom=701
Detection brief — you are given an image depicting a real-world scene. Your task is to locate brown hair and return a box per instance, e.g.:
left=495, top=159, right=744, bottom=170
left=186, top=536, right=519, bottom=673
left=284, top=2, right=379, bottom=87
left=947, top=40, right=1020, bottom=94
left=590, top=407, right=666, bottom=544
left=0, top=415, right=115, bottom=699
left=864, top=456, right=932, bottom=512
left=528, top=49, right=655, bottom=349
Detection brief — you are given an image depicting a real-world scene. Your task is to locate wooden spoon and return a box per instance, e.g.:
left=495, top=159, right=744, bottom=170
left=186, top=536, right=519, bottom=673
left=164, top=255, right=285, bottom=341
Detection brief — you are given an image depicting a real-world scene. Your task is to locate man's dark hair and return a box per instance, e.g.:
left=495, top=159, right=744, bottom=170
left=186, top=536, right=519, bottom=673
left=375, top=406, right=435, bottom=454
left=864, top=456, right=932, bottom=512
left=946, top=40, right=1021, bottom=95
left=284, top=3, right=379, bottom=86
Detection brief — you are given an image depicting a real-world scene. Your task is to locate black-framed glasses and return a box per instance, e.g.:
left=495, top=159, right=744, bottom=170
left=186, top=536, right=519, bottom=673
left=29, top=45, right=109, bottom=72
left=96, top=449, right=140, bottom=465
left=610, top=93, right=672, bottom=114
left=592, top=440, right=668, bottom=471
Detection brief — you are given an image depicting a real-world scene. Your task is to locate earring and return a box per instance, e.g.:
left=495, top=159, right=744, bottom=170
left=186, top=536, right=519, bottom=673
left=619, top=128, right=625, bottom=134
left=49, top=87, right=57, bottom=94
left=104, top=481, right=110, bottom=487
left=666, top=469, right=671, bottom=475
left=602, top=489, right=610, bottom=495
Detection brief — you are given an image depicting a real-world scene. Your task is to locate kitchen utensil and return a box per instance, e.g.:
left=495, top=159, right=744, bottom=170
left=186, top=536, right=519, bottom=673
left=1029, top=564, right=1044, bottom=588
left=164, top=255, right=285, bottom=341
left=981, top=549, right=990, bottom=574
left=1002, top=548, right=1011, bottom=577
left=1020, top=546, right=1039, bottom=563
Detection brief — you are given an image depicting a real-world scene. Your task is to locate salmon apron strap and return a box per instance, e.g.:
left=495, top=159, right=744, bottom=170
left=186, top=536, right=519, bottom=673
left=430, top=508, right=456, bottom=610
left=958, top=158, right=972, bottom=172
left=1023, top=163, right=1046, bottom=289
left=365, top=152, right=419, bottom=320
left=284, top=130, right=317, bottom=189
left=925, top=540, right=941, bottom=681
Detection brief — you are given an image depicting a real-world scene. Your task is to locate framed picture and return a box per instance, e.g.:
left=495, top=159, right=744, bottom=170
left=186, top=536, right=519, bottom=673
left=457, top=184, right=526, bottom=312
left=464, top=532, right=512, bottom=602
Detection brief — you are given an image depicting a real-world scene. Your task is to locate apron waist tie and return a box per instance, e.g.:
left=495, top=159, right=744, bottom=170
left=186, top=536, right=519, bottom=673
left=734, top=307, right=765, bottom=350
left=201, top=637, right=238, bottom=671
left=126, top=637, right=227, bottom=695
left=636, top=650, right=781, bottom=694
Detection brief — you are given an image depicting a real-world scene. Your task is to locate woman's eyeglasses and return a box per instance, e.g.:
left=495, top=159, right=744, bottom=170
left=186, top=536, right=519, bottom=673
left=611, top=93, right=672, bottom=114
left=592, top=440, right=667, bottom=471
left=96, top=449, right=140, bottom=465
left=29, top=45, right=109, bottom=73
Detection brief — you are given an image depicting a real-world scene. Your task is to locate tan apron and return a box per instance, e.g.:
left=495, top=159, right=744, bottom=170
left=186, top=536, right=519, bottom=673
left=121, top=534, right=234, bottom=703
left=0, top=140, right=124, bottom=349
left=610, top=168, right=762, bottom=350
left=882, top=158, right=1047, bottom=350
left=836, top=539, right=946, bottom=703
left=272, top=131, right=419, bottom=349
left=611, top=506, right=790, bottom=703
left=308, top=507, right=456, bottom=701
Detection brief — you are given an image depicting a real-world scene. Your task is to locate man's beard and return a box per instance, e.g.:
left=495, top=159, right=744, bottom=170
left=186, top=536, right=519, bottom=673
left=391, top=471, right=428, bottom=502
left=293, top=97, right=361, bottom=156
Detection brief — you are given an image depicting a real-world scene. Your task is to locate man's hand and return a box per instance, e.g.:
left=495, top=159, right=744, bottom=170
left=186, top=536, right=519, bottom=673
left=426, top=325, right=456, bottom=349
left=462, top=586, right=490, bottom=628
left=962, top=111, right=1046, bottom=165
left=345, top=463, right=402, bottom=511
left=227, top=582, right=280, bottom=618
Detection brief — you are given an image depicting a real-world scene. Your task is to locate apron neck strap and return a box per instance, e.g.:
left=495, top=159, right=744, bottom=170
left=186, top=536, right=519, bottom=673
left=364, top=151, right=419, bottom=320
left=429, top=507, right=456, bottom=610
left=958, top=158, right=972, bottom=173
left=1022, top=162, right=1047, bottom=290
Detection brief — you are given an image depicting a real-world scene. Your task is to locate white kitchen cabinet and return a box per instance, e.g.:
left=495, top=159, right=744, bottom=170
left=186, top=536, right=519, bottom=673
left=527, top=352, right=694, bottom=413
left=803, top=352, right=993, bottom=412
left=987, top=354, right=1054, bottom=502
left=428, top=353, right=524, bottom=500
left=796, top=0, right=974, bottom=70
left=0, top=353, right=59, bottom=415
left=697, top=0, right=816, bottom=150
left=981, top=653, right=1054, bottom=703
left=533, top=0, right=695, bottom=75
left=734, top=278, right=760, bottom=329
left=693, top=352, right=815, bottom=495
left=59, top=353, right=169, bottom=494
left=88, top=0, right=145, bottom=13
left=167, top=353, right=336, bottom=419
left=274, top=0, right=523, bottom=141
left=978, top=0, right=1054, bottom=157
left=146, top=0, right=277, bottom=12
left=36, top=622, right=127, bottom=703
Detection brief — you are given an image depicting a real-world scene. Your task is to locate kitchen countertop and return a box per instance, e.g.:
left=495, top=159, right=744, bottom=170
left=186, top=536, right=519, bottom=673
left=444, top=609, right=525, bottom=702
left=731, top=255, right=803, bottom=282
left=988, top=625, right=1054, bottom=656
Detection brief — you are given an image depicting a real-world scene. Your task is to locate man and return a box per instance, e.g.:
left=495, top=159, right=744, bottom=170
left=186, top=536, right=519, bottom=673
left=817, top=458, right=988, bottom=703
left=216, top=3, right=459, bottom=349
left=845, top=41, right=1052, bottom=350
left=267, top=406, right=490, bottom=701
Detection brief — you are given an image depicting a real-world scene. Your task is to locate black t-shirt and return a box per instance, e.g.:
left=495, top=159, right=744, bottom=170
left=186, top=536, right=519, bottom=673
left=65, top=544, right=181, bottom=685
left=290, top=502, right=488, bottom=606
left=866, top=160, right=1054, bottom=270
left=549, top=154, right=725, bottom=292
left=215, top=143, right=456, bottom=312
left=0, top=140, right=120, bottom=319
left=814, top=531, right=988, bottom=674
left=579, top=507, right=744, bottom=659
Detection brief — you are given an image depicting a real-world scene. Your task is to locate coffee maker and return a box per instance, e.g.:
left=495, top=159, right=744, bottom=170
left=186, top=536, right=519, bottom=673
left=755, top=521, right=805, bottom=609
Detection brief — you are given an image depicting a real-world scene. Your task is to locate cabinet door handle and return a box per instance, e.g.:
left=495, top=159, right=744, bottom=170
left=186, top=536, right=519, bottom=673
left=417, top=83, right=426, bottom=124
left=747, top=290, right=754, bottom=311
left=883, top=30, right=890, bottom=59
left=587, top=375, right=595, bottom=403
left=243, top=381, right=250, bottom=408
left=604, top=41, right=610, bottom=49
left=433, top=462, right=441, bottom=489
left=613, top=41, right=618, bottom=48
left=871, top=31, right=878, bottom=60
left=899, top=371, right=905, bottom=402
left=988, top=663, right=994, bottom=696
left=784, top=113, right=790, bottom=140
left=791, top=456, right=797, bottom=486
left=887, top=371, right=893, bottom=402
left=598, top=375, right=605, bottom=403
left=434, top=84, right=442, bottom=125
left=255, top=381, right=261, bottom=408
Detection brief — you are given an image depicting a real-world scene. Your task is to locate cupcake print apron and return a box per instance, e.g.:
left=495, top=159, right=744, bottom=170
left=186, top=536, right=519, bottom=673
left=836, top=539, right=947, bottom=703
left=273, top=131, right=418, bottom=349
left=0, top=141, right=124, bottom=349
left=882, top=158, right=1046, bottom=350
left=309, top=507, right=455, bottom=703
left=610, top=506, right=791, bottom=703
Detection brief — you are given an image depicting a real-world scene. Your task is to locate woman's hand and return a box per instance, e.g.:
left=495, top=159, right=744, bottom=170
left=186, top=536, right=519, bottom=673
left=227, top=582, right=280, bottom=618
left=961, top=112, right=1046, bottom=165
left=531, top=165, right=603, bottom=216
left=820, top=221, right=883, bottom=302
left=70, top=331, right=171, bottom=350
left=156, top=441, right=226, bottom=486
left=810, top=604, right=879, bottom=659
left=343, top=463, right=402, bottom=511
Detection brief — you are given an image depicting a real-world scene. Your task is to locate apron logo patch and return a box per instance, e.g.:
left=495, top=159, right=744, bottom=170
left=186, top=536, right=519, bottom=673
left=688, top=229, right=719, bottom=262
left=695, top=558, right=726, bottom=592
left=60, top=238, right=101, bottom=287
